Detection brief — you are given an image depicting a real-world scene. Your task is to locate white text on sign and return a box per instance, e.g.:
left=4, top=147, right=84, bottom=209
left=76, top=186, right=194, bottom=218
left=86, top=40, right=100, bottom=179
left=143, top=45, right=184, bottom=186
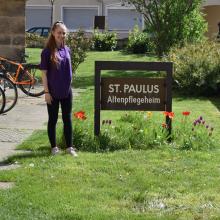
left=108, top=84, right=159, bottom=94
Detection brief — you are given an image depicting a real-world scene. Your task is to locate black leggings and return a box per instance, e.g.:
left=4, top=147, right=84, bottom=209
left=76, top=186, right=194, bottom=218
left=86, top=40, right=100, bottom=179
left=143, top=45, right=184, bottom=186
left=47, top=92, right=72, bottom=148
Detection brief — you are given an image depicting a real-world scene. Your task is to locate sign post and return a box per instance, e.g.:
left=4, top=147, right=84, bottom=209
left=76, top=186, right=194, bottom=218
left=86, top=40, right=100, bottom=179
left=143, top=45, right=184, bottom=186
left=94, top=61, right=173, bottom=137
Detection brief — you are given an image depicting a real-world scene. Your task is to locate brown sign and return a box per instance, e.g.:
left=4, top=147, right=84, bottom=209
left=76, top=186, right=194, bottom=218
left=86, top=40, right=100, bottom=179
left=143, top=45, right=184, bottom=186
left=101, top=77, right=166, bottom=110
left=95, top=61, right=173, bottom=136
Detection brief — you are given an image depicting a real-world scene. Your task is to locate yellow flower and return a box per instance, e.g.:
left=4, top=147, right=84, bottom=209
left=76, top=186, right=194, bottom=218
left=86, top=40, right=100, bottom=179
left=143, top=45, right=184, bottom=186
left=147, top=111, right=153, bottom=118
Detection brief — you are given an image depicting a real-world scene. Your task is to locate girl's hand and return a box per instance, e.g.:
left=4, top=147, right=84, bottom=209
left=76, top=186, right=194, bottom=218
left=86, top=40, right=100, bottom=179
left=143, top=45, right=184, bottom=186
left=45, top=93, right=53, bottom=105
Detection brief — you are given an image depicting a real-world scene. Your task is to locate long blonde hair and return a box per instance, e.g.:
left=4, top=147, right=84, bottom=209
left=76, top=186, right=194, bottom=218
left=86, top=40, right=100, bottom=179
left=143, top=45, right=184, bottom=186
left=45, top=21, right=67, bottom=66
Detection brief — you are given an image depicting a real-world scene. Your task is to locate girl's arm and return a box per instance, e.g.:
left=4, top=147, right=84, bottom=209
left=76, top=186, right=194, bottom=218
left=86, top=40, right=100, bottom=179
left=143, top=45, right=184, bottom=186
left=41, top=70, right=53, bottom=104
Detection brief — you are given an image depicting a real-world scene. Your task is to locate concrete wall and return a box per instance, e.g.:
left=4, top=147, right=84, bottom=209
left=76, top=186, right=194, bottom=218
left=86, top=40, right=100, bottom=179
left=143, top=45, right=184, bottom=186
left=26, top=0, right=220, bottom=40
left=0, top=0, right=25, bottom=61
left=27, top=0, right=120, bottom=23
left=203, top=5, right=220, bottom=39
left=203, top=0, right=220, bottom=6
left=26, top=0, right=136, bottom=39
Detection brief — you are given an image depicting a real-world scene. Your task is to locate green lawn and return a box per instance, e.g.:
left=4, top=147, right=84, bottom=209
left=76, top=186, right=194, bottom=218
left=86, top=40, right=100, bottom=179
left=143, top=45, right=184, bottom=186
left=0, top=49, right=220, bottom=219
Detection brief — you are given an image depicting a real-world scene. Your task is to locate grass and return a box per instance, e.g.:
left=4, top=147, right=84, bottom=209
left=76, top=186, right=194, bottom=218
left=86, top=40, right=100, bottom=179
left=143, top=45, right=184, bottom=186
left=0, top=49, right=220, bottom=219
left=2, top=149, right=220, bottom=219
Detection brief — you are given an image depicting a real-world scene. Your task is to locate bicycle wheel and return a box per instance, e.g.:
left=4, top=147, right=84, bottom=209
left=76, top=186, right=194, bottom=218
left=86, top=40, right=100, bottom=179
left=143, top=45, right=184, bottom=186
left=18, top=64, right=44, bottom=97
left=0, top=74, right=18, bottom=113
left=0, top=86, right=6, bottom=114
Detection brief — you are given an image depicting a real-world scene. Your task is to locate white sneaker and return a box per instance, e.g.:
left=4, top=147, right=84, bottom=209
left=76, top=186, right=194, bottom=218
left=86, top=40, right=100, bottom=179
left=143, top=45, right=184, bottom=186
left=51, top=147, right=60, bottom=155
left=66, top=147, right=78, bottom=157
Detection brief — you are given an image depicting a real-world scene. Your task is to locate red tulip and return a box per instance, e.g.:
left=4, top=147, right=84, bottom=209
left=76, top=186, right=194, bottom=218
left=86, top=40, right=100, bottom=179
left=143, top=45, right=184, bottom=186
left=182, top=111, right=190, bottom=116
left=163, top=111, right=175, bottom=119
left=74, top=111, right=87, bottom=120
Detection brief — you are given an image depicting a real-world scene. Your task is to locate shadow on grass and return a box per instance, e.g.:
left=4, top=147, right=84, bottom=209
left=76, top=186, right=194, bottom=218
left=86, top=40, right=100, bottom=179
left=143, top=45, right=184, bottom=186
left=0, top=148, right=50, bottom=166
left=73, top=75, right=94, bottom=88
left=173, top=91, right=220, bottom=112
left=120, top=50, right=157, bottom=58
left=172, top=92, right=208, bottom=101
left=209, top=97, right=220, bottom=112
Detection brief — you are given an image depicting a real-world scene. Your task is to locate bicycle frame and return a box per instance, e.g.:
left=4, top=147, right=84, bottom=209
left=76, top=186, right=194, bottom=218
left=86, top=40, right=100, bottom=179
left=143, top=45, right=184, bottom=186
left=0, top=56, right=35, bottom=86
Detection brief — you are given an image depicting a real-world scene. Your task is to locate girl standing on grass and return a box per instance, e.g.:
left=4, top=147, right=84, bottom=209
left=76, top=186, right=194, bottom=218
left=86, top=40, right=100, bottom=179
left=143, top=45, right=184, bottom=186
left=40, top=21, right=77, bottom=157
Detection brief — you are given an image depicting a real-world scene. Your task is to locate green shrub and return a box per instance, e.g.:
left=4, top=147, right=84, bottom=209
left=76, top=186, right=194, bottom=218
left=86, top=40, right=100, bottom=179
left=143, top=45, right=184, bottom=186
left=66, top=30, right=92, bottom=74
left=126, top=26, right=153, bottom=54
left=164, top=41, right=220, bottom=95
left=92, top=29, right=117, bottom=51
left=25, top=33, right=46, bottom=48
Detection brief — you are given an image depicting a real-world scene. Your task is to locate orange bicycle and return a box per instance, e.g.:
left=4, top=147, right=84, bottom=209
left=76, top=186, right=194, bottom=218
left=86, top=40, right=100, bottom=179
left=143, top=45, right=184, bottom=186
left=0, top=56, right=44, bottom=113
left=0, top=56, right=44, bottom=97
left=0, top=74, right=18, bottom=113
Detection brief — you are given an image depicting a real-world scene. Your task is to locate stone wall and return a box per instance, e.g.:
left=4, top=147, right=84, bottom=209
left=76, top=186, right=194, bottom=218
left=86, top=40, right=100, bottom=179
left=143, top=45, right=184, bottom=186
left=0, top=0, right=25, bottom=61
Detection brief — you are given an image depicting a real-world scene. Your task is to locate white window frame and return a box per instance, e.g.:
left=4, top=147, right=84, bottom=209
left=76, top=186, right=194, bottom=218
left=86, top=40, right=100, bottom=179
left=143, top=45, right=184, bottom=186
left=25, top=5, right=52, bottom=30
left=105, top=3, right=145, bottom=32
left=26, top=4, right=51, bottom=9
left=61, top=5, right=100, bottom=32
left=203, top=0, right=220, bottom=6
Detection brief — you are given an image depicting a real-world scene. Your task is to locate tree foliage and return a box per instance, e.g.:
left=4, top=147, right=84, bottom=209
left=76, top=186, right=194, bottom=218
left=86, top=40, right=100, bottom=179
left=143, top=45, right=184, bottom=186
left=128, top=0, right=207, bottom=57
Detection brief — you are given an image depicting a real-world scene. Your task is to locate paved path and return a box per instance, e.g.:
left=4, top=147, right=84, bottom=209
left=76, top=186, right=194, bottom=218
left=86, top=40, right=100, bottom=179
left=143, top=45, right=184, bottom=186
left=0, top=88, right=80, bottom=162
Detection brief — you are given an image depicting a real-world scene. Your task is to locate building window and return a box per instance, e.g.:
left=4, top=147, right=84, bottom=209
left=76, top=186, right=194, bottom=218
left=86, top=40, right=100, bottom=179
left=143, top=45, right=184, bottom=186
left=107, top=8, right=142, bottom=31
left=63, top=7, right=99, bottom=31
